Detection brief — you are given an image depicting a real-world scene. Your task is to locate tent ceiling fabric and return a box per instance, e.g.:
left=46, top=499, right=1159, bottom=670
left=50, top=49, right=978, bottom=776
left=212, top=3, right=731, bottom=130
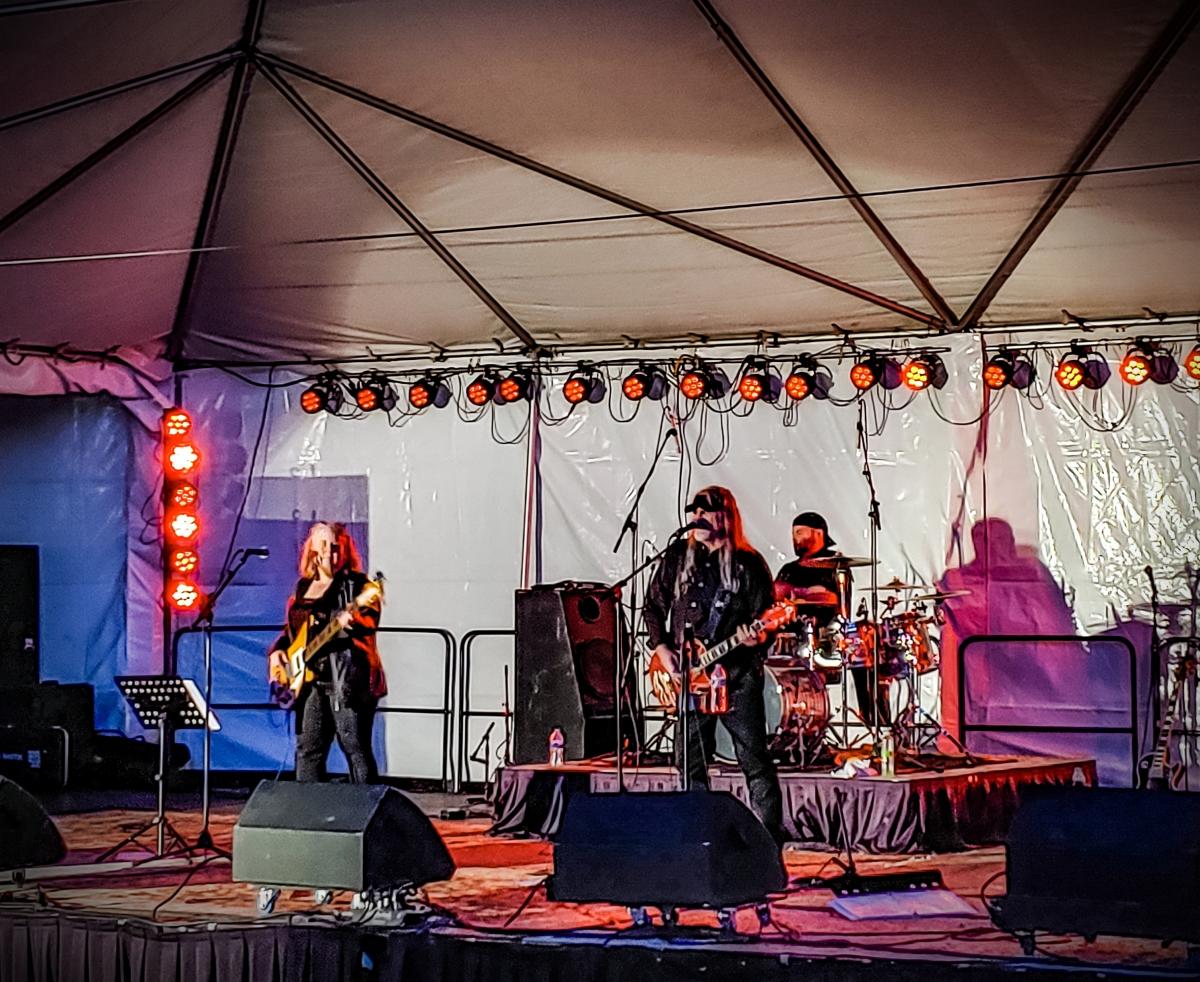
left=1, top=0, right=1197, bottom=364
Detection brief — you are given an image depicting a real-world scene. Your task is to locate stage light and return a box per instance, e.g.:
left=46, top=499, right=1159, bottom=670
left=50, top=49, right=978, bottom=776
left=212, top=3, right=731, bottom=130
left=466, top=370, right=500, bottom=406
left=1119, top=345, right=1152, bottom=386
left=1055, top=352, right=1085, bottom=390
left=784, top=357, right=834, bottom=401
left=408, top=375, right=451, bottom=409
left=167, top=510, right=200, bottom=542
left=876, top=355, right=903, bottom=390
left=1148, top=346, right=1179, bottom=384
left=353, top=373, right=397, bottom=412
left=169, top=481, right=198, bottom=508
left=166, top=442, right=200, bottom=475
left=162, top=409, right=192, bottom=437
left=167, top=579, right=201, bottom=611
left=562, top=366, right=607, bottom=405
left=849, top=356, right=880, bottom=391
left=737, top=359, right=782, bottom=404
left=983, top=351, right=1014, bottom=390
left=169, top=549, right=199, bottom=575
left=1186, top=345, right=1200, bottom=380
left=299, top=374, right=345, bottom=415
left=498, top=369, right=533, bottom=403
left=902, top=353, right=948, bottom=392
left=1081, top=350, right=1111, bottom=390
left=622, top=364, right=668, bottom=401
left=679, top=363, right=731, bottom=400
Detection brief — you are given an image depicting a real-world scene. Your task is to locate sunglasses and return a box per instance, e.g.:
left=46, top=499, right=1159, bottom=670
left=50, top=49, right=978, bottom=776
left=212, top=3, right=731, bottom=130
left=686, top=493, right=722, bottom=513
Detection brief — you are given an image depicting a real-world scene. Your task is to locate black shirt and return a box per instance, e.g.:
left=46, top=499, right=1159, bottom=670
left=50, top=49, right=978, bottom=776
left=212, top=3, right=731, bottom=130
left=644, top=539, right=774, bottom=673
left=774, top=547, right=848, bottom=628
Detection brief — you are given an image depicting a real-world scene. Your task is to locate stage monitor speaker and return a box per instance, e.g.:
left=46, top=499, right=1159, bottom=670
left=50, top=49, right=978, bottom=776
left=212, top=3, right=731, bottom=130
left=991, top=786, right=1200, bottom=945
left=548, top=790, right=787, bottom=909
left=232, top=781, right=455, bottom=893
left=0, top=545, right=39, bottom=686
left=0, top=774, right=66, bottom=871
left=513, top=583, right=633, bottom=764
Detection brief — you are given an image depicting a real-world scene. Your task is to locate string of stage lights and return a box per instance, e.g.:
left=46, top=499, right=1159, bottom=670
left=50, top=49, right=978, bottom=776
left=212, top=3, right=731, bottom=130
left=293, top=336, right=1200, bottom=421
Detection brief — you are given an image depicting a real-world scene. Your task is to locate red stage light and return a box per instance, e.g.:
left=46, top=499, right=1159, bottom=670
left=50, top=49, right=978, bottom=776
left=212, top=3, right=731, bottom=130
left=738, top=374, right=764, bottom=401
left=166, top=442, right=200, bottom=474
left=356, top=386, right=379, bottom=411
left=168, top=510, right=200, bottom=541
left=167, top=580, right=201, bottom=610
left=1186, top=345, right=1200, bottom=380
left=170, top=482, right=198, bottom=508
left=170, top=549, right=199, bottom=575
left=849, top=361, right=877, bottom=391
left=1055, top=356, right=1085, bottom=390
left=983, top=361, right=1010, bottom=390
left=466, top=379, right=492, bottom=406
left=784, top=373, right=809, bottom=400
left=563, top=378, right=588, bottom=404
left=902, top=359, right=931, bottom=391
left=162, top=409, right=192, bottom=437
left=680, top=371, right=707, bottom=400
left=497, top=371, right=531, bottom=403
left=622, top=374, right=646, bottom=400
left=300, top=388, right=325, bottom=414
left=1119, top=350, right=1151, bottom=385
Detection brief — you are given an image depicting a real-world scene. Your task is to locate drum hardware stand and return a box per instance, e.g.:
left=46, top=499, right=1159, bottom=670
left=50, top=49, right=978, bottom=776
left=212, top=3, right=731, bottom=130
left=855, top=401, right=884, bottom=751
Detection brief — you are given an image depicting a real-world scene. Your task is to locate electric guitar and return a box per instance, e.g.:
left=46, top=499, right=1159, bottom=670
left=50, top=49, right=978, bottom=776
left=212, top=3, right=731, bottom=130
left=1136, top=649, right=1195, bottom=790
left=270, top=574, right=385, bottom=709
left=647, top=601, right=797, bottom=714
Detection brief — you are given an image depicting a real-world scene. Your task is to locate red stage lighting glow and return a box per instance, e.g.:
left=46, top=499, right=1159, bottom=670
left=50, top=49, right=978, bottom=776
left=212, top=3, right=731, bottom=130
left=166, top=443, right=200, bottom=474
left=168, top=511, right=200, bottom=541
left=300, top=388, right=325, bottom=414
left=356, top=386, right=379, bottom=411
left=784, top=373, right=809, bottom=400
left=622, top=373, right=646, bottom=400
left=849, top=361, right=877, bottom=391
left=168, top=580, right=201, bottom=610
left=563, top=378, right=588, bottom=404
left=466, top=380, right=492, bottom=406
left=498, top=378, right=522, bottom=402
left=170, top=482, right=198, bottom=508
left=738, top=374, right=764, bottom=401
left=1186, top=345, right=1200, bottom=380
left=680, top=371, right=707, bottom=400
left=1055, top=356, right=1085, bottom=391
left=170, top=549, right=199, bottom=575
left=1119, top=350, right=1151, bottom=385
left=902, top=359, right=931, bottom=391
left=162, top=409, right=192, bottom=437
left=983, top=361, right=1010, bottom=390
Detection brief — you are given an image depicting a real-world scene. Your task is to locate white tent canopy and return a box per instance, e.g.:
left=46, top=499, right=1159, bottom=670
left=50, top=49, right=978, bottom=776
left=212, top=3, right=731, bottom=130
left=3, top=0, right=1199, bottom=367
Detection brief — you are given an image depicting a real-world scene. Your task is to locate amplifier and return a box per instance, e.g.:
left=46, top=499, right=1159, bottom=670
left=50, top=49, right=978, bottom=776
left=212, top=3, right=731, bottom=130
left=0, top=725, right=69, bottom=790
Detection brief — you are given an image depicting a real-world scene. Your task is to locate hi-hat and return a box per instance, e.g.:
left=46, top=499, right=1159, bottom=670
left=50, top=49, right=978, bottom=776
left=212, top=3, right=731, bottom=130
left=909, top=589, right=971, bottom=603
left=882, top=577, right=928, bottom=591
left=801, top=554, right=877, bottom=569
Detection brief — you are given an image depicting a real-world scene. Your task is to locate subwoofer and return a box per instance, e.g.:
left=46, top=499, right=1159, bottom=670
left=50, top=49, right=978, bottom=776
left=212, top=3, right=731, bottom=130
left=991, top=786, right=1200, bottom=945
left=0, top=545, right=39, bottom=686
left=0, top=774, right=66, bottom=871
left=548, top=790, right=787, bottom=908
left=232, top=781, right=454, bottom=892
left=513, top=583, right=634, bottom=764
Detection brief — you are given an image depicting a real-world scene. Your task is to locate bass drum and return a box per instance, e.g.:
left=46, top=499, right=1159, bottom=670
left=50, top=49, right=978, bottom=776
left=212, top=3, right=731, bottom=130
left=715, top=664, right=830, bottom=764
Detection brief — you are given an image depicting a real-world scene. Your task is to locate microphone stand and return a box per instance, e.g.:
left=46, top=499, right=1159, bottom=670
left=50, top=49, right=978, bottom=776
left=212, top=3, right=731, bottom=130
left=1146, top=565, right=1162, bottom=739
left=609, top=426, right=678, bottom=792
left=856, top=401, right=884, bottom=747
left=190, top=548, right=258, bottom=856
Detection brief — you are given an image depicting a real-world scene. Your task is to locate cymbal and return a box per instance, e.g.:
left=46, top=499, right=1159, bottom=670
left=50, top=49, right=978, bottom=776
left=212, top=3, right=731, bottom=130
left=909, top=589, right=972, bottom=603
left=801, top=554, right=877, bottom=569
left=882, top=577, right=928, bottom=591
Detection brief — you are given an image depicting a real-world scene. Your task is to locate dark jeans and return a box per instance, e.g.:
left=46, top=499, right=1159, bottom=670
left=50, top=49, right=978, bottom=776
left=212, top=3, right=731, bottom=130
left=295, top=685, right=379, bottom=783
left=675, top=664, right=785, bottom=844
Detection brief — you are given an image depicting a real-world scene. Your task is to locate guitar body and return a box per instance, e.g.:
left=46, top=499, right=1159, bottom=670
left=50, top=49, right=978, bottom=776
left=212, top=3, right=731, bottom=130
left=647, top=642, right=716, bottom=715
left=284, top=621, right=316, bottom=702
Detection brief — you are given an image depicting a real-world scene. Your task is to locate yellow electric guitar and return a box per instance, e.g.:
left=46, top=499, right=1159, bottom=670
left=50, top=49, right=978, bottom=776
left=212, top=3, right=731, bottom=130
left=270, top=574, right=385, bottom=708
left=647, top=601, right=797, bottom=714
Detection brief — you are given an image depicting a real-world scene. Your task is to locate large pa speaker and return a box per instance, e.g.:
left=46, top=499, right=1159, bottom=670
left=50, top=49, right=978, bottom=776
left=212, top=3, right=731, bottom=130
left=514, top=583, right=634, bottom=764
left=232, top=781, right=455, bottom=892
left=0, top=774, right=66, bottom=871
left=991, top=786, right=1200, bottom=944
left=548, top=790, right=787, bottom=908
left=0, top=545, right=39, bottom=686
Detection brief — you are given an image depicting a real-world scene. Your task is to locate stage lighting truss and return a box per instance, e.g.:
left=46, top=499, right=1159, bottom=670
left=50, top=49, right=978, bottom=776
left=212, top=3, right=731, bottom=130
left=563, top=365, right=607, bottom=405
left=784, top=356, right=834, bottom=401
left=622, top=363, right=669, bottom=401
left=679, top=361, right=731, bottom=401
left=983, top=349, right=1035, bottom=391
left=161, top=407, right=203, bottom=612
left=353, top=373, right=398, bottom=412
left=737, top=358, right=783, bottom=404
left=300, top=373, right=346, bottom=415
left=498, top=368, right=534, bottom=404
left=408, top=374, right=451, bottom=410
left=901, top=353, right=948, bottom=392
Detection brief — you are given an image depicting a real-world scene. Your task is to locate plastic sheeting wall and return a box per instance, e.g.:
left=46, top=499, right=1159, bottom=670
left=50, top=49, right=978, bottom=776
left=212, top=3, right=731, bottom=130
left=0, top=395, right=132, bottom=730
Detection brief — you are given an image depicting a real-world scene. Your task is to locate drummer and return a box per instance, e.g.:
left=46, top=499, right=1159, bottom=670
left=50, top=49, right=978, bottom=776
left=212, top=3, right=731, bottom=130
left=774, top=512, right=890, bottom=727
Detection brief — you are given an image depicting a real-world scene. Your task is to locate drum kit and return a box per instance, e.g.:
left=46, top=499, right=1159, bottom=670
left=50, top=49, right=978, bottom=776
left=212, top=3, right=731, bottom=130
left=715, top=555, right=969, bottom=765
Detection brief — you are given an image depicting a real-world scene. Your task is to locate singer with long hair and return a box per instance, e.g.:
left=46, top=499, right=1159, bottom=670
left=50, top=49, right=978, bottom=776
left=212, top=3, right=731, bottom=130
left=268, top=522, right=387, bottom=782
left=643, top=486, right=785, bottom=845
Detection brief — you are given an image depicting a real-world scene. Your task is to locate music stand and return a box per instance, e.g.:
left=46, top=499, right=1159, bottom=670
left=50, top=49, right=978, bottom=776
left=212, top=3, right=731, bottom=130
left=98, top=676, right=221, bottom=861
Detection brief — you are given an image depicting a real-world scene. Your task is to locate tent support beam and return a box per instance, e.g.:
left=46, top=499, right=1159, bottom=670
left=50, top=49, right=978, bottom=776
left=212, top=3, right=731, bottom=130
left=0, top=49, right=238, bottom=132
left=958, top=0, right=1200, bottom=330
left=693, top=0, right=958, bottom=327
left=257, top=59, right=542, bottom=354
left=259, top=52, right=943, bottom=329
left=0, top=61, right=233, bottom=238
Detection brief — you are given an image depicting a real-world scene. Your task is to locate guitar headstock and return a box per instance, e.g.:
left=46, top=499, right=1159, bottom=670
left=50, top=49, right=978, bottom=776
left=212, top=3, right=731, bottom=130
left=762, top=602, right=797, bottom=631
left=361, top=572, right=386, bottom=607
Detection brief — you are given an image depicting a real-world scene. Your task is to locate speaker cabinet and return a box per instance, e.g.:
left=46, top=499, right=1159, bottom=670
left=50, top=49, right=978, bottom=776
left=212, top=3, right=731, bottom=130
left=0, top=775, right=65, bottom=871
left=0, top=546, right=39, bottom=686
left=514, top=584, right=634, bottom=764
left=232, top=781, right=455, bottom=892
left=549, top=790, right=786, bottom=908
left=992, top=786, right=1200, bottom=944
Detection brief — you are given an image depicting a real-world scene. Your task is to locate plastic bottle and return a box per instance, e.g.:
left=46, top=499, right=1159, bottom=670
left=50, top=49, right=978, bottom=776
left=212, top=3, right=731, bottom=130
left=880, top=732, right=895, bottom=777
left=548, top=727, right=565, bottom=767
left=708, top=664, right=728, bottom=714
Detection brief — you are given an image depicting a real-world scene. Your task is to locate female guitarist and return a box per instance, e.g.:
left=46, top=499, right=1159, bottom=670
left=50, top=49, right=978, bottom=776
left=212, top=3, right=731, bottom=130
left=268, top=522, right=387, bottom=783
left=643, top=486, right=785, bottom=846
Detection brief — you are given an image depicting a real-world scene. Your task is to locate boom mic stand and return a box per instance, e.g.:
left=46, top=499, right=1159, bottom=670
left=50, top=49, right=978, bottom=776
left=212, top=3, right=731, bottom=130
left=856, top=401, right=885, bottom=748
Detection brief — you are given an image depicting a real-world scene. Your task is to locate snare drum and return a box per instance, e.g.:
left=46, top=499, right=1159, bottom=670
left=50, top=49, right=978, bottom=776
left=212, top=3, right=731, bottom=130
left=715, top=664, right=830, bottom=762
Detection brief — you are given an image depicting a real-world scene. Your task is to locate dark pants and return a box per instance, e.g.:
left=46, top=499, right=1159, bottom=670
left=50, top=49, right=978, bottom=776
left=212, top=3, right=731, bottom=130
left=851, top=666, right=892, bottom=728
left=295, top=685, right=379, bottom=783
left=675, top=664, right=785, bottom=844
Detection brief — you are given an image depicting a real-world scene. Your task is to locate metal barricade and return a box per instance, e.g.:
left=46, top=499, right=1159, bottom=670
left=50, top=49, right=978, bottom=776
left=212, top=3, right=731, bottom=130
left=958, top=633, right=1138, bottom=785
left=171, top=623, right=456, bottom=789
left=455, top=628, right=514, bottom=791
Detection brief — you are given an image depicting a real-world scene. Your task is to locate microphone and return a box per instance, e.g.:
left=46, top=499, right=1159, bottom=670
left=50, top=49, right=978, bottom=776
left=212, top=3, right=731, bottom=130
left=665, top=408, right=683, bottom=455
left=245, top=547, right=270, bottom=558
left=676, top=517, right=712, bottom=536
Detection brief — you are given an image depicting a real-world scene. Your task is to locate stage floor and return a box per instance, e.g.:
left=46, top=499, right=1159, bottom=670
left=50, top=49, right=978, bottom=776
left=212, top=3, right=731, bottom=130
left=1, top=782, right=1196, bottom=981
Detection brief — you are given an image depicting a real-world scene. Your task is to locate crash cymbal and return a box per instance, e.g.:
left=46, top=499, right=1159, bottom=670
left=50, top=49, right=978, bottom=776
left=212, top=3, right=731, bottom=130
left=909, top=589, right=972, bottom=603
left=882, top=577, right=928, bottom=591
left=801, top=554, right=877, bottom=569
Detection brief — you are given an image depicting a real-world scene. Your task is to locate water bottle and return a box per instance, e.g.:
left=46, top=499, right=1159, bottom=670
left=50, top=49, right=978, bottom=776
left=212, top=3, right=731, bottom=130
left=708, top=664, right=728, bottom=714
left=879, top=732, right=895, bottom=777
left=548, top=727, right=565, bottom=767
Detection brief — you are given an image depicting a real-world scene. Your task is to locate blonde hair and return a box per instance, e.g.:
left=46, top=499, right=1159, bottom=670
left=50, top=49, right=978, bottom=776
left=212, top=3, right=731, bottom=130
left=298, top=522, right=363, bottom=579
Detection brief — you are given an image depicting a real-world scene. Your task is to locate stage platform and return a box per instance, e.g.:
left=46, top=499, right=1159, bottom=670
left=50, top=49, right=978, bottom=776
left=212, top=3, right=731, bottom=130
left=3, top=779, right=1196, bottom=982
left=491, top=754, right=1098, bottom=852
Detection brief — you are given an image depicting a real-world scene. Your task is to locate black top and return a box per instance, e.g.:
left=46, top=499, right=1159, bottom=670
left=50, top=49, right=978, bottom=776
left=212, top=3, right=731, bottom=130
left=643, top=539, right=774, bottom=674
left=774, top=547, right=848, bottom=628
